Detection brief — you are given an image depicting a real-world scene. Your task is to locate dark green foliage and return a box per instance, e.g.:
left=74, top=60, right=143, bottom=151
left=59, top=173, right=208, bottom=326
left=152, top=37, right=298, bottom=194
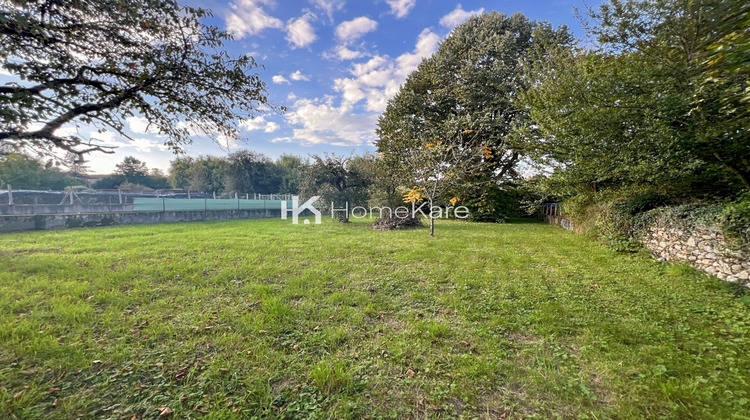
left=619, top=193, right=673, bottom=216
left=167, top=153, right=307, bottom=195
left=463, top=187, right=523, bottom=222
left=0, top=153, right=81, bottom=190
left=721, top=196, right=750, bottom=244
left=300, top=154, right=375, bottom=222
left=532, top=0, right=748, bottom=195
left=223, top=150, right=282, bottom=195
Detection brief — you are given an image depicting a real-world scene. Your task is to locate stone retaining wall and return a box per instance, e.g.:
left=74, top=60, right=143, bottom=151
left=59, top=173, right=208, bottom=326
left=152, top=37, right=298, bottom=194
left=643, top=224, right=749, bottom=288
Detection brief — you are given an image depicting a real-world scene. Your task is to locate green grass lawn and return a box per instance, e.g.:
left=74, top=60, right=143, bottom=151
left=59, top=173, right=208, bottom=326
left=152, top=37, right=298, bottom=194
left=1, top=218, right=749, bottom=419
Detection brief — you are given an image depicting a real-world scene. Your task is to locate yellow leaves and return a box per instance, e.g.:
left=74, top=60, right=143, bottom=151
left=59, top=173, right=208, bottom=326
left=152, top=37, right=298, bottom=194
left=449, top=196, right=461, bottom=206
left=482, top=146, right=493, bottom=160
left=425, top=140, right=442, bottom=148
left=403, top=186, right=425, bottom=203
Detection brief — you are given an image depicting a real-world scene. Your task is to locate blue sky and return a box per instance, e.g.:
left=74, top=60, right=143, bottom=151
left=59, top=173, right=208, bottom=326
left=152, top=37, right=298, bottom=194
left=4, top=0, right=600, bottom=174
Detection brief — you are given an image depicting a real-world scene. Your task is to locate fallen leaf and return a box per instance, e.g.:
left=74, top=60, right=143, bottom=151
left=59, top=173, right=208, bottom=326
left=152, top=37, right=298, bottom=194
left=47, top=387, right=61, bottom=394
left=406, top=369, right=415, bottom=377
left=293, top=344, right=300, bottom=351
left=313, top=325, right=320, bottom=331
left=13, top=390, right=24, bottom=399
left=157, top=406, right=172, bottom=417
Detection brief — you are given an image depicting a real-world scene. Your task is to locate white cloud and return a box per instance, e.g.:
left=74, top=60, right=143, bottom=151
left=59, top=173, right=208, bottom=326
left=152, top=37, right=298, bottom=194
left=335, top=17, right=378, bottom=43
left=240, top=116, right=281, bottom=133
left=290, top=70, right=311, bottom=81
left=126, top=116, right=157, bottom=134
left=129, top=138, right=165, bottom=153
left=272, top=74, right=290, bottom=84
left=439, top=4, right=484, bottom=28
left=225, top=0, right=284, bottom=38
left=309, top=0, right=344, bottom=23
left=332, top=28, right=440, bottom=113
left=283, top=97, right=378, bottom=146
left=281, top=29, right=440, bottom=147
left=386, top=0, right=416, bottom=19
left=331, top=45, right=367, bottom=60
left=285, top=13, right=317, bottom=49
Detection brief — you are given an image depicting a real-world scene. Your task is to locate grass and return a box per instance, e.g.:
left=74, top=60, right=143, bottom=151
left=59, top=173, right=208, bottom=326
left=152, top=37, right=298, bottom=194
left=0, top=217, right=749, bottom=419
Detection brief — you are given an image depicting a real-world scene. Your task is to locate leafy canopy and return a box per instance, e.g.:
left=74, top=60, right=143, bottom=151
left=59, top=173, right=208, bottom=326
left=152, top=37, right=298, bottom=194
left=0, top=0, right=276, bottom=157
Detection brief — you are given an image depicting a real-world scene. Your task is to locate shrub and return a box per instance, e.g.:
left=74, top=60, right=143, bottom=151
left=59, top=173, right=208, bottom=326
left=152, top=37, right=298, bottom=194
left=372, top=216, right=422, bottom=231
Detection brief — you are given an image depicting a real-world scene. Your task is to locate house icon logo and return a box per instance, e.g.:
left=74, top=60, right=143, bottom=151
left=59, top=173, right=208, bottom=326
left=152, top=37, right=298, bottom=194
left=281, top=196, right=321, bottom=224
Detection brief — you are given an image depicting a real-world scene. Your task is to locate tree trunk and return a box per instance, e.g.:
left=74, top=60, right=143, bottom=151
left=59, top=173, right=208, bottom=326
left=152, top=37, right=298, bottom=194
left=429, top=217, right=435, bottom=237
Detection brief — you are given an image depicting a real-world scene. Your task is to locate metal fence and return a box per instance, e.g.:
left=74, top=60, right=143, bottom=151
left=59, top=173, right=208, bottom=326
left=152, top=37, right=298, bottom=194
left=132, top=198, right=292, bottom=212
left=542, top=202, right=562, bottom=216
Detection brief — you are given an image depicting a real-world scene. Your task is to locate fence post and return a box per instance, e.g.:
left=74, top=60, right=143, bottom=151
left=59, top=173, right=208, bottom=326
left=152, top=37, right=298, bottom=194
left=118, top=188, right=122, bottom=204
left=238, top=198, right=240, bottom=211
left=204, top=198, right=207, bottom=211
left=213, top=191, right=216, bottom=199
left=7, top=184, right=12, bottom=205
left=187, top=190, right=191, bottom=199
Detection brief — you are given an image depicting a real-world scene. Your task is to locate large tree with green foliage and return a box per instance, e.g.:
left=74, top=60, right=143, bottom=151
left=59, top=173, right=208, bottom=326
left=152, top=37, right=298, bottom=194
left=520, top=0, right=750, bottom=199
left=0, top=153, right=80, bottom=189
left=376, top=12, right=572, bottom=223
left=0, top=0, right=275, bottom=158
left=223, top=150, right=281, bottom=195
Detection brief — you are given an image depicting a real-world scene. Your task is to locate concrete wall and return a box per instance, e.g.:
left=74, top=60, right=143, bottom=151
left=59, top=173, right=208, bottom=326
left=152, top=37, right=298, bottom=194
left=0, top=209, right=281, bottom=233
left=643, top=224, right=750, bottom=288
left=0, top=204, right=133, bottom=215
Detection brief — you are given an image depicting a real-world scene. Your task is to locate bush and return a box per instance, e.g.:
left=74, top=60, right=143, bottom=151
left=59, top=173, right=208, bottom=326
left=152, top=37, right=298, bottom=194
left=720, top=195, right=750, bottom=244
left=619, top=193, right=672, bottom=216
left=372, top=216, right=422, bottom=231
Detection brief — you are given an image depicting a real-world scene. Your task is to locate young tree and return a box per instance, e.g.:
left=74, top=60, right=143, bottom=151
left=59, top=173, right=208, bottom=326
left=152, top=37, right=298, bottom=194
left=0, top=0, right=277, bottom=158
left=300, top=154, right=374, bottom=222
